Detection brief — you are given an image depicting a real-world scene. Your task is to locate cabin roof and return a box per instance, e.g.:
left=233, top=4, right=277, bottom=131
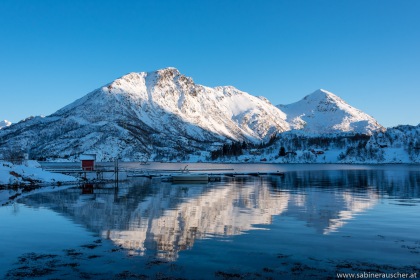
left=80, top=154, right=96, bottom=161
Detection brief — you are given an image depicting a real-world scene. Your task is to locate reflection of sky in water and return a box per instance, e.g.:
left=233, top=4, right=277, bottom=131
left=1, top=166, right=420, bottom=277
left=0, top=204, right=95, bottom=277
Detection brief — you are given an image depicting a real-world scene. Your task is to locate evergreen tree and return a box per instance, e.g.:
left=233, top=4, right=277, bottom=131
left=241, top=141, right=247, bottom=149
left=279, top=146, right=286, bottom=157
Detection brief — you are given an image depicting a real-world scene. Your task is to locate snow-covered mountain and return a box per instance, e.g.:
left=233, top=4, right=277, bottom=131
left=0, top=120, right=11, bottom=129
left=0, top=68, right=289, bottom=161
left=55, top=67, right=289, bottom=142
left=0, top=68, right=393, bottom=162
left=278, top=89, right=384, bottom=135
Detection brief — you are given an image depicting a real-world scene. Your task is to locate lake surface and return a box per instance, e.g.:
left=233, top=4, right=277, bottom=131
left=1, top=164, right=420, bottom=279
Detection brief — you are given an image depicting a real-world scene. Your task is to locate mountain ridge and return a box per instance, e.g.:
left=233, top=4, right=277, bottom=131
left=0, top=68, right=389, bottom=162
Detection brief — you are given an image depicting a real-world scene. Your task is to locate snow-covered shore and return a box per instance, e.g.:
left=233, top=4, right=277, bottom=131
left=0, top=160, right=79, bottom=186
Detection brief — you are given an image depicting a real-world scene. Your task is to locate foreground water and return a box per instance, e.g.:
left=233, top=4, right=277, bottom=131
left=1, top=164, right=419, bottom=279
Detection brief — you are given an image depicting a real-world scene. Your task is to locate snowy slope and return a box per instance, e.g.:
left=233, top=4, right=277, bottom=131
left=278, top=89, right=384, bottom=135
left=0, top=120, right=11, bottom=129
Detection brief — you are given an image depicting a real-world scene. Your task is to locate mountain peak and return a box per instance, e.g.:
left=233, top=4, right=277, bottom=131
left=0, top=120, right=11, bottom=129
left=315, top=88, right=333, bottom=94
left=112, top=67, right=182, bottom=85
left=279, top=89, right=383, bottom=134
left=156, top=67, right=183, bottom=80
left=155, top=67, right=182, bottom=79
left=156, top=66, right=179, bottom=73
left=304, top=89, right=341, bottom=102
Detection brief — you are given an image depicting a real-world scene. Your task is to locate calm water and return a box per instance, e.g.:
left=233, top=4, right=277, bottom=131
left=1, top=164, right=420, bottom=279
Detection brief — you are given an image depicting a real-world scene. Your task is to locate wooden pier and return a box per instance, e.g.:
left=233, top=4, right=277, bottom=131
left=43, top=168, right=125, bottom=181
left=129, top=170, right=285, bottom=181
left=44, top=166, right=284, bottom=183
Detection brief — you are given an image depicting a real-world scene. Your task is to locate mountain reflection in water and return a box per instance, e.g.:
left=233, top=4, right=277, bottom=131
left=18, top=168, right=420, bottom=261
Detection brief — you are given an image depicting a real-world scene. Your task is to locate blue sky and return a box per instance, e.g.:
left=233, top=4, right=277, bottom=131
left=1, top=0, right=419, bottom=127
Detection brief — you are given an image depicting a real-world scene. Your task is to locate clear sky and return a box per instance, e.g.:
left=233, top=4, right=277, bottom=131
left=1, top=0, right=419, bottom=127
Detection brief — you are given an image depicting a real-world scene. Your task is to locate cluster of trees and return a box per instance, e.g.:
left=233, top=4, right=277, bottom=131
left=209, top=132, right=390, bottom=162
left=1, top=147, right=26, bottom=164
left=274, top=133, right=371, bottom=152
left=338, top=146, right=385, bottom=162
left=209, top=133, right=285, bottom=160
left=210, top=142, right=245, bottom=160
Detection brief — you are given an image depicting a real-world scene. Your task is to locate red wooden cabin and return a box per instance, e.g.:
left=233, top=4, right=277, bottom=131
left=80, top=154, right=96, bottom=171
